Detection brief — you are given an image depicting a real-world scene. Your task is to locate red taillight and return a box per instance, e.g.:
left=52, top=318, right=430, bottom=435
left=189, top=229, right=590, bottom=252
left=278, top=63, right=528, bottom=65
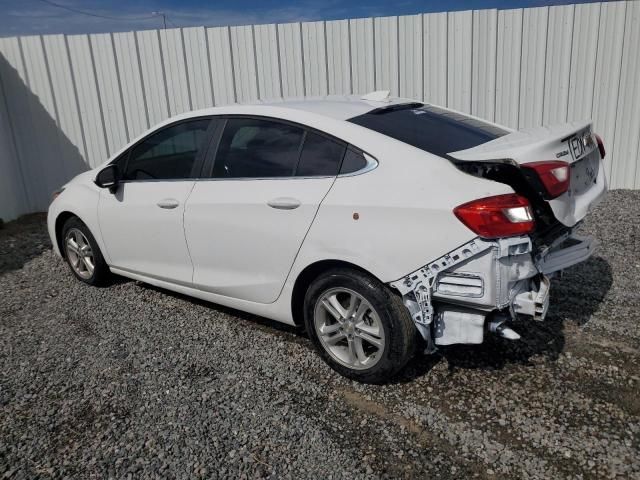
left=453, top=194, right=535, bottom=239
left=522, top=161, right=570, bottom=199
left=595, top=133, right=606, bottom=159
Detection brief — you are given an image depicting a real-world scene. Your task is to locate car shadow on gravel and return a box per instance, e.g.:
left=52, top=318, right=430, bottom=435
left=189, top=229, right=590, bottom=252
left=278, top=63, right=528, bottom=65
left=137, top=283, right=304, bottom=337
left=0, top=213, right=51, bottom=277
left=137, top=256, right=612, bottom=384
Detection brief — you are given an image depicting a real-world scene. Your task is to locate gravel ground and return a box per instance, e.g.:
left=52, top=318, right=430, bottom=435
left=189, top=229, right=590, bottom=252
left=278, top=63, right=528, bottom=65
left=1, top=191, right=639, bottom=479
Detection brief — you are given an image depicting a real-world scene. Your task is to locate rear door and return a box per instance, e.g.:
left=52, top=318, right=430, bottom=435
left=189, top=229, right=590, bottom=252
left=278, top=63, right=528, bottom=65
left=98, top=118, right=213, bottom=284
left=184, top=117, right=347, bottom=303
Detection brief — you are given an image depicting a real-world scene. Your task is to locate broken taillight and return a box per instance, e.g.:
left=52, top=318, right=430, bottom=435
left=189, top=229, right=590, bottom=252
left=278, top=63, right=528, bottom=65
left=453, top=194, right=535, bottom=239
left=595, top=133, right=606, bottom=159
left=521, top=161, right=570, bottom=199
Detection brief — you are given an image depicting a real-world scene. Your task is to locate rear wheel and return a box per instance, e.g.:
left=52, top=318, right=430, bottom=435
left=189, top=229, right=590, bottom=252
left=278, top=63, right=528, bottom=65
left=61, top=217, right=110, bottom=286
left=304, top=268, right=416, bottom=383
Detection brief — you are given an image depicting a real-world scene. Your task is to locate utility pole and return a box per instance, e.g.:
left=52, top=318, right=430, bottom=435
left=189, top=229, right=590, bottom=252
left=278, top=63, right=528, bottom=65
left=152, top=11, right=166, bottom=29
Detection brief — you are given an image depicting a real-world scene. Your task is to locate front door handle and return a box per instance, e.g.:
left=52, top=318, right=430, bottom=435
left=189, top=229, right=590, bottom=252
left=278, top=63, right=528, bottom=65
left=157, top=198, right=180, bottom=209
left=267, top=197, right=301, bottom=210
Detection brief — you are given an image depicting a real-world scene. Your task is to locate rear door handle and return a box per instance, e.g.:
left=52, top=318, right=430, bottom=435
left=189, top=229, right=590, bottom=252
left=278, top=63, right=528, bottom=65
left=267, top=197, right=301, bottom=210
left=157, top=198, right=180, bottom=209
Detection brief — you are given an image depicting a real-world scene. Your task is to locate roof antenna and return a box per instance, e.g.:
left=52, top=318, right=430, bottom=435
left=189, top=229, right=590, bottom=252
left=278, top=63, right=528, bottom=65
left=361, top=90, right=391, bottom=102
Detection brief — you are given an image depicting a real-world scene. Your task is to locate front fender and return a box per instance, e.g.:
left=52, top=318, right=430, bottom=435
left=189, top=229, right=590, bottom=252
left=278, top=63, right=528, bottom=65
left=47, top=179, right=109, bottom=264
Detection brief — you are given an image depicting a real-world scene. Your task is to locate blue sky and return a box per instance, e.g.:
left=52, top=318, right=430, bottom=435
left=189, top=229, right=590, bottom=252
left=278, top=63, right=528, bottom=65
left=1, top=0, right=606, bottom=37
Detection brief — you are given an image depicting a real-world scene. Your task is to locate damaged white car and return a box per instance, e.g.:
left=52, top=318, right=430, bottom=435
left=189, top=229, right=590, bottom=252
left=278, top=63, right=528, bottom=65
left=48, top=92, right=607, bottom=383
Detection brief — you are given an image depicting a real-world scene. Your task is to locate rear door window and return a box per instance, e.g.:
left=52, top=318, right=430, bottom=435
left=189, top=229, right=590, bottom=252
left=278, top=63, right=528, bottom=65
left=340, top=148, right=368, bottom=174
left=295, top=132, right=346, bottom=177
left=213, top=118, right=304, bottom=178
left=348, top=104, right=508, bottom=160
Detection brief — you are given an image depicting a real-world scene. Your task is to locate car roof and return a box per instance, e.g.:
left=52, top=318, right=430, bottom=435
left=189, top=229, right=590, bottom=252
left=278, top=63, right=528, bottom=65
left=179, top=94, right=419, bottom=122
left=252, top=95, right=416, bottom=120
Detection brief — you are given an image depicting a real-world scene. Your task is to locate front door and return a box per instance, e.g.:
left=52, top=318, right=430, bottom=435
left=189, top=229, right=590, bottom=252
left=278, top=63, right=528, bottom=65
left=185, top=117, right=347, bottom=303
left=98, top=118, right=212, bottom=284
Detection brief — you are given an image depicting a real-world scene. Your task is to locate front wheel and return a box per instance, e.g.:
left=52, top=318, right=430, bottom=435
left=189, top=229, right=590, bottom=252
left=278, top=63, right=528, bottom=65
left=304, top=268, right=417, bottom=383
left=61, top=217, right=111, bottom=286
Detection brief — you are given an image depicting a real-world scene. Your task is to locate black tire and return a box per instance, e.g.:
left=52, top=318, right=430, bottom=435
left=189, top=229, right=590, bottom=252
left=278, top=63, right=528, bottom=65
left=61, top=216, right=111, bottom=286
left=304, top=267, right=417, bottom=383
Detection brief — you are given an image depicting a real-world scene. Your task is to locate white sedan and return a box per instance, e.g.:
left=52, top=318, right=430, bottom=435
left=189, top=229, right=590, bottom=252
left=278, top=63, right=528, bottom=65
left=47, top=92, right=607, bottom=383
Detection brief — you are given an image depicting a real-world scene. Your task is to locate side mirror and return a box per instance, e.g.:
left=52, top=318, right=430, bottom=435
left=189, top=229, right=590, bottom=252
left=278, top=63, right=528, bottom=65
left=95, top=164, right=120, bottom=191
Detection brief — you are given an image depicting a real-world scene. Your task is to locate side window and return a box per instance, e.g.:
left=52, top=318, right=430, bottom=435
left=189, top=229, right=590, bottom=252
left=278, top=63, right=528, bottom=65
left=213, top=118, right=304, bottom=178
left=340, top=148, right=368, bottom=174
left=296, top=132, right=346, bottom=177
left=123, top=119, right=210, bottom=181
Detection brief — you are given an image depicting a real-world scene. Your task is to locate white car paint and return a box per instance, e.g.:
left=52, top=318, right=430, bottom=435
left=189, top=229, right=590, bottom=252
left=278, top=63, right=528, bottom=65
left=98, top=181, right=196, bottom=284
left=450, top=120, right=608, bottom=226
left=184, top=177, right=336, bottom=303
left=47, top=95, right=605, bottom=336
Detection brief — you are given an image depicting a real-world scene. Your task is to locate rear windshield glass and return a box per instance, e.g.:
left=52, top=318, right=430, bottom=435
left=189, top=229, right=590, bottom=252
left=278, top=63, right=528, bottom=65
left=347, top=103, right=508, bottom=160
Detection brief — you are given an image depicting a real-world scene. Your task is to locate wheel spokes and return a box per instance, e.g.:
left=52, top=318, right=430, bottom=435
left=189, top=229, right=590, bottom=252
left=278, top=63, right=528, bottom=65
left=65, top=228, right=95, bottom=279
left=319, top=322, right=343, bottom=336
left=66, top=237, right=80, bottom=256
left=314, top=288, right=386, bottom=371
left=355, top=330, right=383, bottom=349
left=81, top=255, right=95, bottom=274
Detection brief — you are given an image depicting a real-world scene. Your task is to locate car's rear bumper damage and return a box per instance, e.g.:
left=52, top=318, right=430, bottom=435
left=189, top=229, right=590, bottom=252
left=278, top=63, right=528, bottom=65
left=390, top=232, right=597, bottom=350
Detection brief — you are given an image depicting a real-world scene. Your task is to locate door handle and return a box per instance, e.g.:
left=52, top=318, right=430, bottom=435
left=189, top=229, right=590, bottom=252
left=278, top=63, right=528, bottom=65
left=267, top=197, right=301, bottom=210
left=157, top=198, right=180, bottom=209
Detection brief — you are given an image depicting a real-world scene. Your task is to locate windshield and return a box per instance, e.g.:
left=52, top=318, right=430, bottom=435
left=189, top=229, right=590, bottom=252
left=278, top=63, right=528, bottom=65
left=347, top=103, right=508, bottom=160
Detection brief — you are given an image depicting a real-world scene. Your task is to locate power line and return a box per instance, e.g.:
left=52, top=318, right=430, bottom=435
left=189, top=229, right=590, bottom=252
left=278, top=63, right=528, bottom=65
left=34, top=0, right=158, bottom=21
left=166, top=16, right=180, bottom=29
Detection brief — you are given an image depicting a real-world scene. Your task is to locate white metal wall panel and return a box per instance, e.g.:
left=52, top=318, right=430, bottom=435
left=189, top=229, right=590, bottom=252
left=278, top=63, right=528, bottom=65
left=3, top=2, right=640, bottom=221
left=592, top=1, right=626, bottom=180
left=611, top=1, right=640, bottom=189
left=374, top=16, right=399, bottom=95
left=349, top=18, right=375, bottom=95
left=0, top=67, right=27, bottom=220
left=398, top=14, right=422, bottom=100
left=89, top=38, right=124, bottom=154
left=0, top=36, right=36, bottom=211
left=207, top=26, right=236, bottom=106
left=567, top=3, right=600, bottom=123
left=301, top=21, right=328, bottom=97
left=136, top=30, right=169, bottom=124
left=254, top=24, right=281, bottom=100
left=447, top=11, right=473, bottom=113
left=42, top=34, right=87, bottom=178
left=19, top=35, right=67, bottom=207
left=160, top=28, right=191, bottom=115
left=182, top=27, right=213, bottom=110
left=325, top=20, right=351, bottom=95
left=278, top=23, right=305, bottom=98
left=230, top=25, right=258, bottom=102
left=519, top=6, right=548, bottom=128
left=66, top=35, right=108, bottom=167
left=472, top=9, right=498, bottom=121
left=112, top=32, right=148, bottom=140
left=423, top=12, right=447, bottom=105
left=543, top=4, right=574, bottom=125
left=495, top=8, right=522, bottom=129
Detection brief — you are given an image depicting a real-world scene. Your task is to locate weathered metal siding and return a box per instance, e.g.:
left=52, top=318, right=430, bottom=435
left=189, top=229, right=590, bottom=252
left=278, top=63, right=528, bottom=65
left=0, top=2, right=638, bottom=220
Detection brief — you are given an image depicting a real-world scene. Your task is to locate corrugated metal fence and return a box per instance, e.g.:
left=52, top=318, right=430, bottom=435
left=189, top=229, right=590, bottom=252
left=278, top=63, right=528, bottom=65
left=0, top=1, right=638, bottom=220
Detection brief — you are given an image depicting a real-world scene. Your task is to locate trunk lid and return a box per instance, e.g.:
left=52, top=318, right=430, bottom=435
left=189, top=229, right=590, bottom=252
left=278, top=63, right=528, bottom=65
left=448, top=121, right=607, bottom=227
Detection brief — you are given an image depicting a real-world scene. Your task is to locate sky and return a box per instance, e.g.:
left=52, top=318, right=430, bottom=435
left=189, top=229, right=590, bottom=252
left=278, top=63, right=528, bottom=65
left=1, top=0, right=609, bottom=37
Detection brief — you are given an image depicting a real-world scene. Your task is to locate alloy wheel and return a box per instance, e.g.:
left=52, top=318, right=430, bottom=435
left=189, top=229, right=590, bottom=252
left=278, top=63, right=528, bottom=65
left=314, top=287, right=385, bottom=370
left=65, top=228, right=95, bottom=280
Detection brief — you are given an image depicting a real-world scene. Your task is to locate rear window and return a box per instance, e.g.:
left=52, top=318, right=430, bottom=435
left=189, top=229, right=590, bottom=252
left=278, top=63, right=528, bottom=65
left=348, top=104, right=508, bottom=160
